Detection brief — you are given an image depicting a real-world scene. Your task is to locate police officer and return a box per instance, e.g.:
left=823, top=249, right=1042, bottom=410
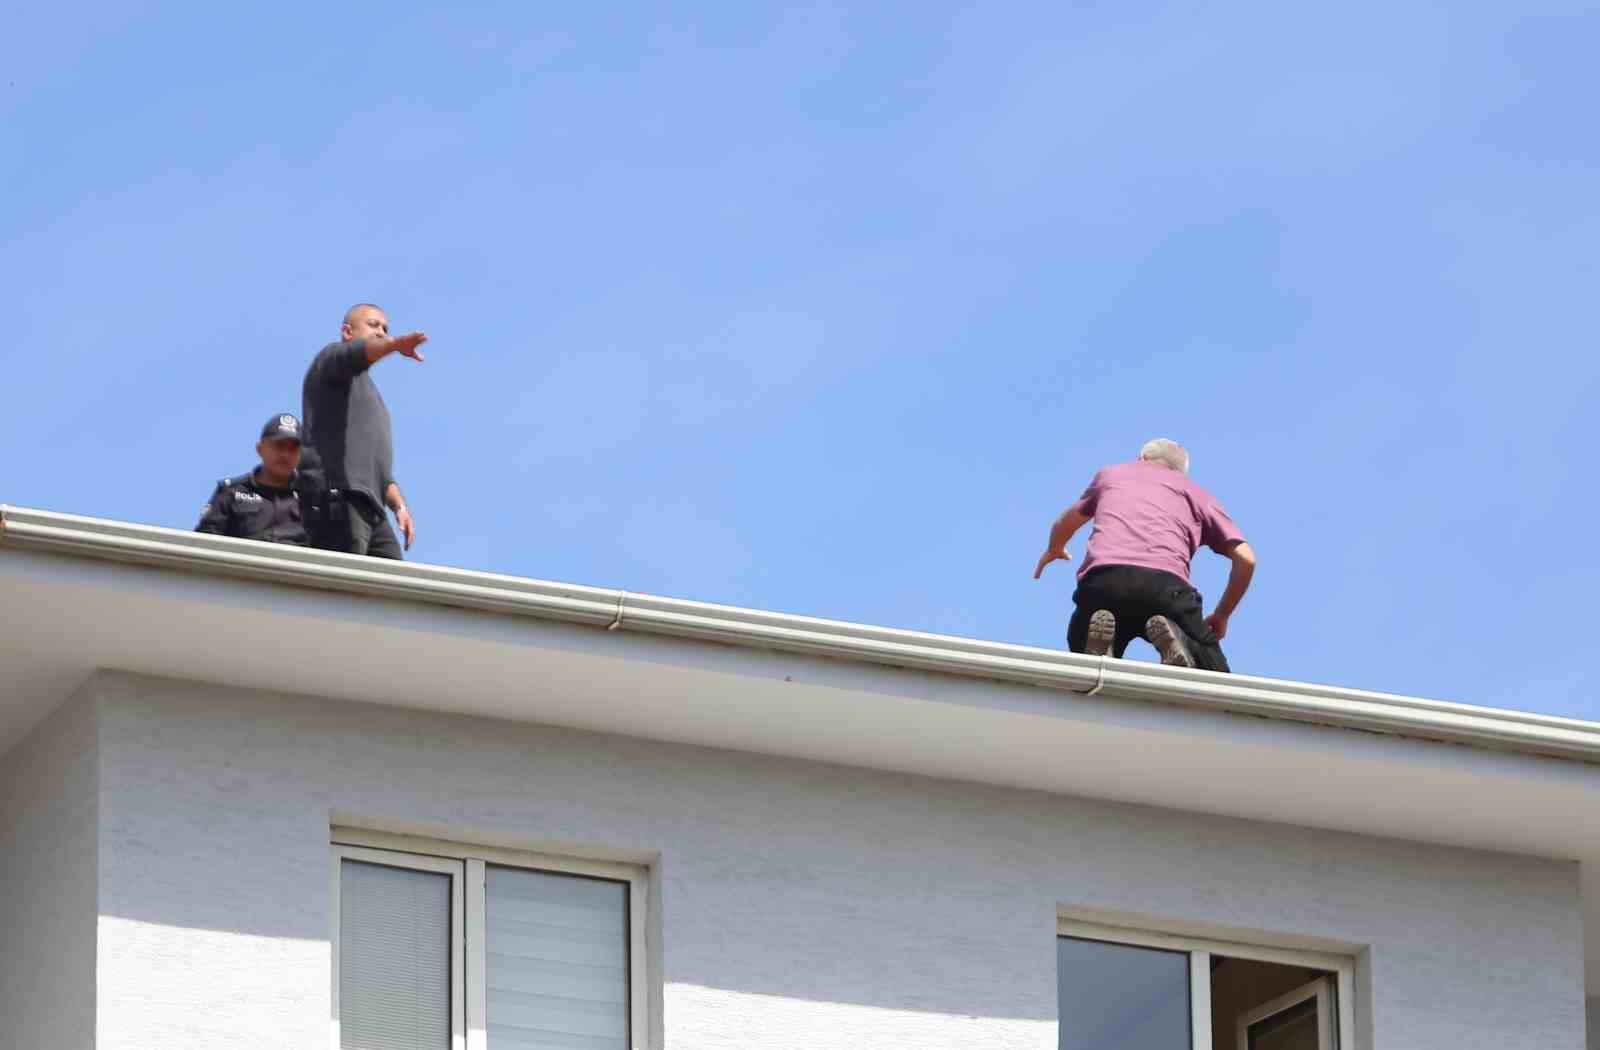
left=195, top=414, right=314, bottom=545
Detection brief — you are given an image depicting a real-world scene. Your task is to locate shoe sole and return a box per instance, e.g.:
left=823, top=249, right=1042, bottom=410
left=1085, top=610, right=1116, bottom=657
left=1145, top=616, right=1195, bottom=668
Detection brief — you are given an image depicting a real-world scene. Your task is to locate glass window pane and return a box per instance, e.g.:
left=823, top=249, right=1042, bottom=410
left=1058, top=936, right=1190, bottom=1050
left=1248, top=998, right=1319, bottom=1050
left=340, top=860, right=453, bottom=1050
left=486, top=865, right=629, bottom=1050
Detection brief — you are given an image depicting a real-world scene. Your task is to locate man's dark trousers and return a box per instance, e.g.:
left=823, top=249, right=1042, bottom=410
left=339, top=492, right=404, bottom=559
left=1067, top=564, right=1230, bottom=672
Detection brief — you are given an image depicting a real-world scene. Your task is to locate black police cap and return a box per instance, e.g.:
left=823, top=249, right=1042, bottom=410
left=260, top=413, right=303, bottom=443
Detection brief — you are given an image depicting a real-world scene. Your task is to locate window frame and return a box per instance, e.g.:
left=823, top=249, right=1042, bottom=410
left=330, top=844, right=467, bottom=1050
left=1235, top=976, right=1335, bottom=1050
left=1056, top=918, right=1357, bottom=1050
left=331, top=828, right=650, bottom=1050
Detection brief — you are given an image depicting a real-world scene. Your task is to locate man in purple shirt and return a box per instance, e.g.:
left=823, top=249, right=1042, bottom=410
left=1032, top=439, right=1256, bottom=671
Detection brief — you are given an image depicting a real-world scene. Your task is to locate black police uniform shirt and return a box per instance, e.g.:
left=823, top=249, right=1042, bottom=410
left=195, top=470, right=310, bottom=546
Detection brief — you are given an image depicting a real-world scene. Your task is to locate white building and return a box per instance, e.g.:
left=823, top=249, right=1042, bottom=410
left=2, top=505, right=1597, bottom=1050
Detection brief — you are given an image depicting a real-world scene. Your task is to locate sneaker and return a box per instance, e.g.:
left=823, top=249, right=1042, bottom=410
left=1144, top=616, right=1195, bottom=668
left=1085, top=609, right=1117, bottom=657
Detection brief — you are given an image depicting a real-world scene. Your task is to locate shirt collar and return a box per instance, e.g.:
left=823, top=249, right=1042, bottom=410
left=250, top=467, right=298, bottom=493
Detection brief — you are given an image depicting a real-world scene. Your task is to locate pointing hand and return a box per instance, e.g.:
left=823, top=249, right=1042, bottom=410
left=393, top=331, right=428, bottom=362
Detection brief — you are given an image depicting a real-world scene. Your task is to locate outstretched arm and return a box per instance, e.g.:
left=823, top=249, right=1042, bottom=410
left=1203, top=541, right=1256, bottom=639
left=1033, top=507, right=1091, bottom=578
left=361, top=331, right=428, bottom=365
left=312, top=332, right=430, bottom=385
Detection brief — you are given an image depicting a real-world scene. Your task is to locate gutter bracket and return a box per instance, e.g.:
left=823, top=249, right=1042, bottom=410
left=1083, top=656, right=1108, bottom=697
left=607, top=590, right=628, bottom=631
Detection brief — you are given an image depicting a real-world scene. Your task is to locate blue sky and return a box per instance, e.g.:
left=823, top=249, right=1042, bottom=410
left=4, top=3, right=1597, bottom=718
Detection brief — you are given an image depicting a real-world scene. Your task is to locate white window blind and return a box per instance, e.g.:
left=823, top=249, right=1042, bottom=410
left=340, top=859, right=454, bottom=1050
left=485, top=866, right=629, bottom=1050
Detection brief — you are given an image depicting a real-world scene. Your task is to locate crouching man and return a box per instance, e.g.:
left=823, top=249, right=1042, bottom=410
left=195, top=414, right=316, bottom=546
left=1032, top=438, right=1256, bottom=672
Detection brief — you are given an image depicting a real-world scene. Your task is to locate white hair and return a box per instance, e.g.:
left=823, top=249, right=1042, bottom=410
left=1139, top=437, right=1190, bottom=474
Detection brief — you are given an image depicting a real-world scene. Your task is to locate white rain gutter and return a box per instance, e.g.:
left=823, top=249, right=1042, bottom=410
left=5, top=504, right=1599, bottom=764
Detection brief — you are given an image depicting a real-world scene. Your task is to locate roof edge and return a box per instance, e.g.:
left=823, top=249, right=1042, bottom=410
left=5, top=504, right=1598, bottom=764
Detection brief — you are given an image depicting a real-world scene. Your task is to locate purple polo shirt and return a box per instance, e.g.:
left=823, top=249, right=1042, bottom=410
left=1070, top=460, right=1245, bottom=583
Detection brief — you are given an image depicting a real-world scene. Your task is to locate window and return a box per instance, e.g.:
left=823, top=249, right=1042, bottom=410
left=1057, top=919, right=1355, bottom=1050
left=335, top=848, right=464, bottom=1048
left=1056, top=937, right=1191, bottom=1049
left=332, top=830, right=648, bottom=1050
left=1236, top=978, right=1335, bottom=1050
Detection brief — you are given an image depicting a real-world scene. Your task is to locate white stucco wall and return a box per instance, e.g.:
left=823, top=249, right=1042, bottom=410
left=0, top=686, right=98, bottom=1050
left=89, top=671, right=1586, bottom=1050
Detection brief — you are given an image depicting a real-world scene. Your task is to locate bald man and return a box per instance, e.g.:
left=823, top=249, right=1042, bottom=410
left=301, top=303, right=427, bottom=559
